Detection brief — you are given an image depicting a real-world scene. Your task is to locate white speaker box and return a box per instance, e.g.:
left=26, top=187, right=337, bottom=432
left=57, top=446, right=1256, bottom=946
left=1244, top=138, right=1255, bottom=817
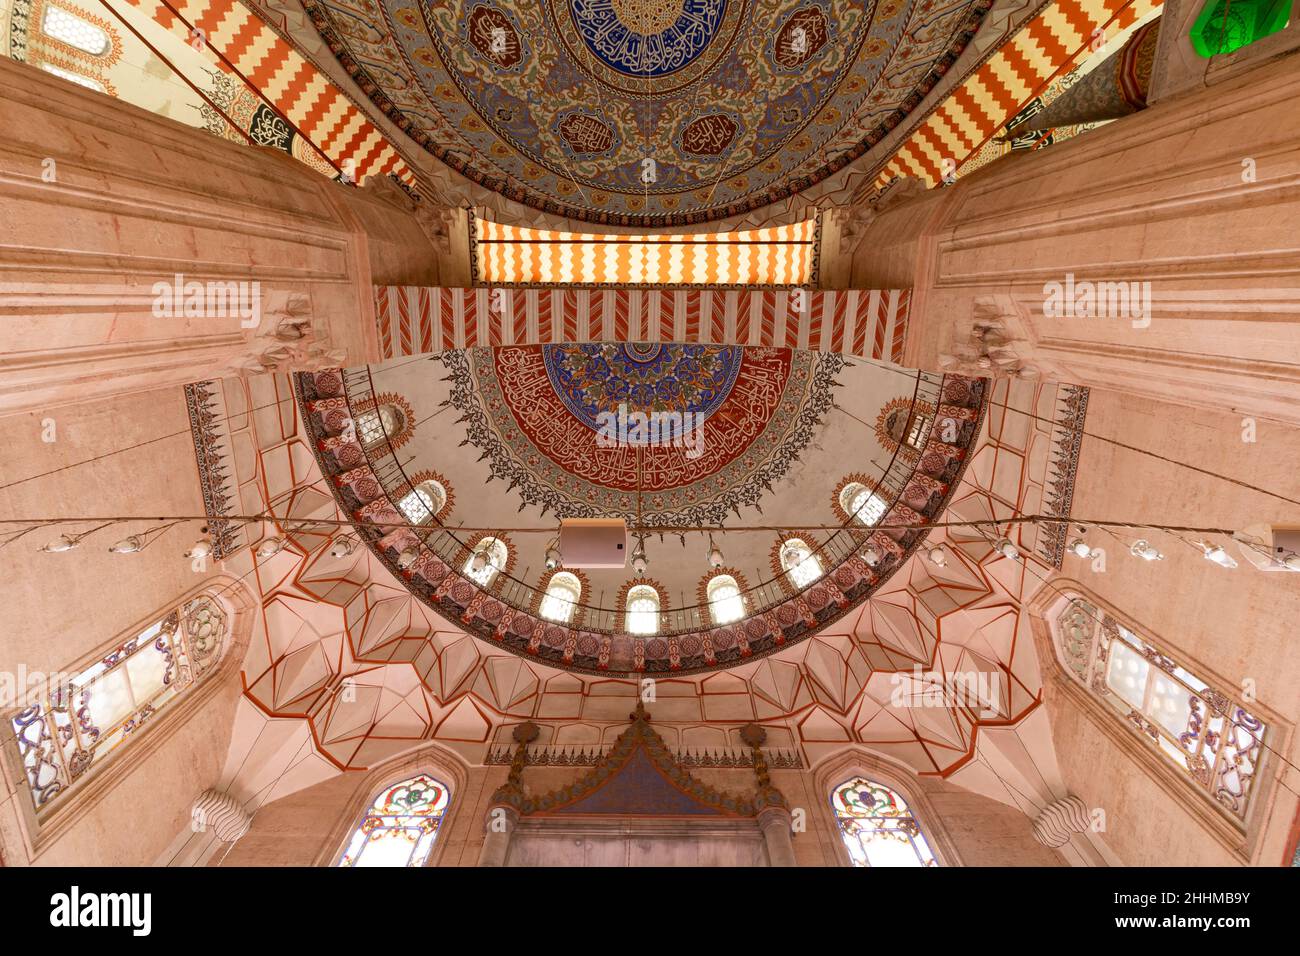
left=1235, top=523, right=1300, bottom=571
left=559, top=518, right=627, bottom=569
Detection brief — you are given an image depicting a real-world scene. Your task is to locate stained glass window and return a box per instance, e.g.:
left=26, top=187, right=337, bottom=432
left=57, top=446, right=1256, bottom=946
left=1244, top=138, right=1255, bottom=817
left=1051, top=596, right=1267, bottom=823
left=1190, top=0, right=1291, bottom=57
left=706, top=574, right=744, bottom=625
left=398, top=479, right=446, bottom=524
left=831, top=777, right=938, bottom=867
left=336, top=773, right=449, bottom=867
left=840, top=482, right=888, bottom=526
left=781, top=538, right=823, bottom=588
left=625, top=585, right=660, bottom=635
left=11, top=595, right=228, bottom=816
left=539, top=571, right=581, bottom=623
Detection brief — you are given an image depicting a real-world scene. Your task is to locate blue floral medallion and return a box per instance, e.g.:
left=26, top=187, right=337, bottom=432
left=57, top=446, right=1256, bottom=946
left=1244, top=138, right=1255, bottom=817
left=569, top=0, right=727, bottom=77
left=542, top=343, right=743, bottom=440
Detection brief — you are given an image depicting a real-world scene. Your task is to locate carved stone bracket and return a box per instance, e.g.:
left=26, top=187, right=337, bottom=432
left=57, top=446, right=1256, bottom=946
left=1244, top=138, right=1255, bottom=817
left=226, top=291, right=349, bottom=376
left=1031, top=794, right=1091, bottom=847
left=937, top=294, right=1044, bottom=381
left=826, top=176, right=930, bottom=257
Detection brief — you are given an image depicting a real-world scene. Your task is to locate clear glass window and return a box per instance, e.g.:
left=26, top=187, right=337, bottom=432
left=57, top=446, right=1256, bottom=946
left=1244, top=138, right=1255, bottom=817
left=781, top=538, right=823, bottom=588
left=539, top=572, right=581, bottom=624
left=42, top=7, right=109, bottom=55
left=625, top=585, right=660, bottom=635
left=840, top=482, right=888, bottom=526
left=39, top=62, right=104, bottom=92
left=463, top=537, right=508, bottom=587
left=398, top=480, right=446, bottom=524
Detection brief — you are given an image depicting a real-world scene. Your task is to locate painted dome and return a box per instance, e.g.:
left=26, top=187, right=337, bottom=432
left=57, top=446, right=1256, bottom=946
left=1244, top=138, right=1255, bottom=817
left=446, top=343, right=841, bottom=524
left=302, top=0, right=993, bottom=224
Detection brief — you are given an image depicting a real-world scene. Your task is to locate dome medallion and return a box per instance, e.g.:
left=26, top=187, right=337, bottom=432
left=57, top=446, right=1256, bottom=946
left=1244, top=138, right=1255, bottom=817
left=543, top=343, right=743, bottom=443
left=445, top=344, right=843, bottom=524
left=571, top=0, right=727, bottom=77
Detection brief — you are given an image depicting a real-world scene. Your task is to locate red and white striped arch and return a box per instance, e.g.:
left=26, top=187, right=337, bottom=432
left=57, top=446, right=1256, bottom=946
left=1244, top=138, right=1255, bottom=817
left=120, top=0, right=414, bottom=184
left=374, top=287, right=911, bottom=360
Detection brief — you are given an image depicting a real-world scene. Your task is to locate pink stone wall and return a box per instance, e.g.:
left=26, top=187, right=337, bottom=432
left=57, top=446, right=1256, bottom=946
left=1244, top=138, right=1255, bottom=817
left=0, top=385, right=253, bottom=865
left=1040, top=387, right=1300, bottom=866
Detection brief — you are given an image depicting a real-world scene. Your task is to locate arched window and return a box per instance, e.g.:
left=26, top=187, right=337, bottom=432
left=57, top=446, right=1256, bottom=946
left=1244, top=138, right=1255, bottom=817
left=539, top=571, right=581, bottom=624
left=886, top=408, right=930, bottom=451
left=10, top=594, right=229, bottom=816
left=831, top=777, right=938, bottom=867
left=42, top=6, right=110, bottom=55
left=336, top=773, right=449, bottom=867
left=625, top=584, right=661, bottom=635
left=781, top=537, right=823, bottom=588
left=398, top=479, right=446, bottom=524
left=463, top=536, right=508, bottom=587
left=840, top=482, right=888, bottom=527
left=706, top=574, right=745, bottom=625
left=355, top=404, right=405, bottom=448
left=1049, top=594, right=1267, bottom=823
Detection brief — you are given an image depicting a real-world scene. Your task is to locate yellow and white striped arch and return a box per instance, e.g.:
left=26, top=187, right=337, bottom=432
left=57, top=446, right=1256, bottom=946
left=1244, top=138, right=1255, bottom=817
left=473, top=218, right=818, bottom=287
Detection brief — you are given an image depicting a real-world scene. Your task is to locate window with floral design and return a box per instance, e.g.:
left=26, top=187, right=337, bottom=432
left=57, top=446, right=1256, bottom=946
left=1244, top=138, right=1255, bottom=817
left=831, top=776, right=938, bottom=867
left=336, top=773, right=450, bottom=867
left=10, top=594, right=228, bottom=817
left=1051, top=595, right=1267, bottom=824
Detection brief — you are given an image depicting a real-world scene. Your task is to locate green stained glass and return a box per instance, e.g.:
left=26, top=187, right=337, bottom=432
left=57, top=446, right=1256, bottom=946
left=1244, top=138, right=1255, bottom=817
left=1191, top=0, right=1292, bottom=57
